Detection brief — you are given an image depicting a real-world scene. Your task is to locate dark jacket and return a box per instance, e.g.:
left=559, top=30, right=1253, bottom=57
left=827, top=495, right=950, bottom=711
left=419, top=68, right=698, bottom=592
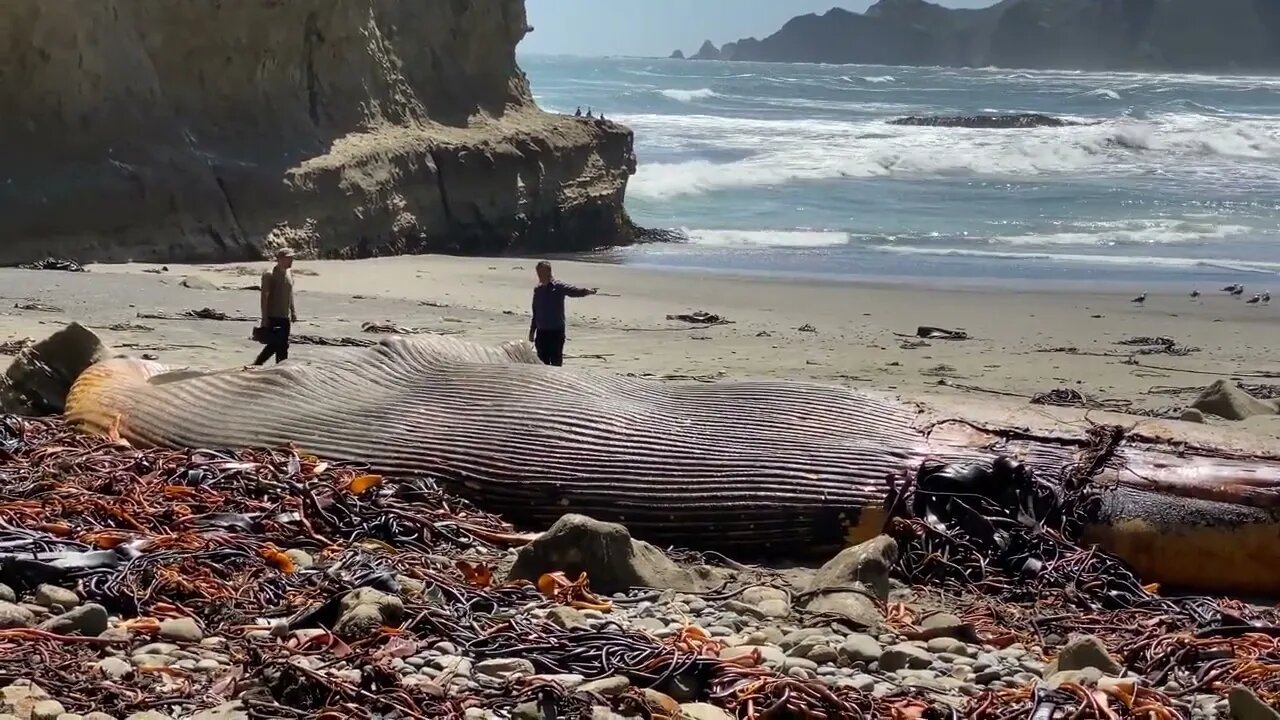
left=530, top=280, right=591, bottom=333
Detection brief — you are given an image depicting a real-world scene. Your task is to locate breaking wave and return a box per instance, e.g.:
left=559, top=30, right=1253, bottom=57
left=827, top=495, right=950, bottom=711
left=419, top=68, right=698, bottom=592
left=624, top=112, right=1280, bottom=200
left=869, top=246, right=1280, bottom=275
left=683, top=229, right=849, bottom=248
left=659, top=88, right=719, bottom=102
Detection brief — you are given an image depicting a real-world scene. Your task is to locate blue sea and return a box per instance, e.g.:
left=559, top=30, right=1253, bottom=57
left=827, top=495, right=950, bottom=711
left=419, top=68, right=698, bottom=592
left=522, top=55, right=1280, bottom=287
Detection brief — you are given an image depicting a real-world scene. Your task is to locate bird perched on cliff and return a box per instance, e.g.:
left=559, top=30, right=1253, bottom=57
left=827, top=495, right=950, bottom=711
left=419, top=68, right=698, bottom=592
left=1131, top=293, right=1147, bottom=304
left=1222, top=283, right=1241, bottom=293
left=1247, top=294, right=1262, bottom=305
left=1232, top=285, right=1245, bottom=297
left=1190, top=289, right=1201, bottom=299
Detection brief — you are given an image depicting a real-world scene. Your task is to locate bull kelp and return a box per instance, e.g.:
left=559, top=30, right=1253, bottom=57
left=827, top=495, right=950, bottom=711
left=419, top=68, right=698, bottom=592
left=0, top=415, right=1275, bottom=719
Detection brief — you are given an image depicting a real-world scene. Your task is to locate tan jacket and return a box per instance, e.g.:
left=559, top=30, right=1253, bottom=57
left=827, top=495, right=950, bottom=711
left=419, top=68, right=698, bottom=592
left=260, top=268, right=295, bottom=320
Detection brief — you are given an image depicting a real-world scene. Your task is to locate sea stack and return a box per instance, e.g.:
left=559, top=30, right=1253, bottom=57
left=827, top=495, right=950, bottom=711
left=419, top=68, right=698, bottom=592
left=691, top=40, right=723, bottom=60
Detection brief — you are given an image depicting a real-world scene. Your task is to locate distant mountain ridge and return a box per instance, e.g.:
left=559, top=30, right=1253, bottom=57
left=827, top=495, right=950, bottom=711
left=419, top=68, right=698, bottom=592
left=675, top=0, right=1280, bottom=72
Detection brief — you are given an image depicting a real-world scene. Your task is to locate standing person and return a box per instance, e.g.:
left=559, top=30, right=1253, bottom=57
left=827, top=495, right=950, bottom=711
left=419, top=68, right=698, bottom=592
left=254, top=248, right=297, bottom=366
left=528, top=261, right=597, bottom=366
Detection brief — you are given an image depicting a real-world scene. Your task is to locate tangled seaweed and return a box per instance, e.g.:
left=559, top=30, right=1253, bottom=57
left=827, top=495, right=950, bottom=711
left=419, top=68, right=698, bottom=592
left=17, top=257, right=86, bottom=272
left=884, top=438, right=1280, bottom=718
left=0, top=416, right=1275, bottom=718
left=0, top=416, right=924, bottom=719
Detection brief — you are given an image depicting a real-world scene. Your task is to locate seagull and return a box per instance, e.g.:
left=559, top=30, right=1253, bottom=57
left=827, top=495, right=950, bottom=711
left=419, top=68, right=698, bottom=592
left=1222, top=283, right=1241, bottom=292
left=1264, top=291, right=1272, bottom=304
left=1190, top=289, right=1201, bottom=299
left=1131, top=293, right=1147, bottom=304
left=1231, top=285, right=1245, bottom=297
left=1247, top=294, right=1262, bottom=305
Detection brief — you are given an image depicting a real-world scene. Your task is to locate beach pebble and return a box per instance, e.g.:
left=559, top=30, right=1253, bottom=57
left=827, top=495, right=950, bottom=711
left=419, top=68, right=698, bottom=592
left=577, top=676, right=630, bottom=697
left=57, top=713, right=87, bottom=720
left=96, top=657, right=133, bottom=680
left=547, top=606, right=590, bottom=630
left=837, top=674, right=878, bottom=692
left=0, top=586, right=14, bottom=603
left=1044, top=668, right=1103, bottom=689
left=335, top=588, right=404, bottom=640
left=1180, top=408, right=1207, bottom=424
left=919, top=612, right=969, bottom=637
left=719, top=645, right=786, bottom=668
left=1229, top=687, right=1280, bottom=720
left=926, top=637, right=971, bottom=657
left=430, top=656, right=473, bottom=678
left=879, top=644, right=934, bottom=672
left=83, top=714, right=115, bottom=720
left=511, top=702, right=542, bottom=720
left=533, top=674, right=586, bottom=689
left=185, top=702, right=248, bottom=720
left=31, top=700, right=66, bottom=720
left=1052, top=635, right=1122, bottom=675
left=0, top=602, right=34, bottom=630
left=134, top=643, right=179, bottom=656
left=679, top=703, right=734, bottom=720
left=284, top=549, right=315, bottom=569
left=132, top=653, right=175, bottom=668
left=33, top=585, right=79, bottom=610
left=806, top=644, right=839, bottom=664
left=156, top=614, right=203, bottom=640
left=125, top=713, right=172, bottom=720
left=786, top=636, right=826, bottom=659
left=179, top=275, right=219, bottom=291
left=839, top=634, right=883, bottom=663
left=40, top=604, right=108, bottom=637
left=474, top=658, right=535, bottom=681
left=779, top=629, right=826, bottom=650
left=195, top=659, right=222, bottom=672
left=735, top=586, right=791, bottom=619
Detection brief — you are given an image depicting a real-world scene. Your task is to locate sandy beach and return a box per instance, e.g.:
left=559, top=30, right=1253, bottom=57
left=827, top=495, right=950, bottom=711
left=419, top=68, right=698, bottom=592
left=2, top=255, right=1278, bottom=437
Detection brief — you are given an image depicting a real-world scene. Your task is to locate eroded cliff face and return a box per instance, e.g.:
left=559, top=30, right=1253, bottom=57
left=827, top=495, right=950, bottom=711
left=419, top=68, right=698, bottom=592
left=0, top=0, right=636, bottom=264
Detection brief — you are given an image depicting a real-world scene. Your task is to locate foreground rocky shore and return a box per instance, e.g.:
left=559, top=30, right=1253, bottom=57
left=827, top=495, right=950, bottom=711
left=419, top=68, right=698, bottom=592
left=0, top=416, right=1275, bottom=720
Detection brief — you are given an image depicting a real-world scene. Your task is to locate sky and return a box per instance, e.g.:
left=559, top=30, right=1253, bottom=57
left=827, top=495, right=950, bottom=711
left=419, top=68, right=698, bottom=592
left=521, top=0, right=996, bottom=58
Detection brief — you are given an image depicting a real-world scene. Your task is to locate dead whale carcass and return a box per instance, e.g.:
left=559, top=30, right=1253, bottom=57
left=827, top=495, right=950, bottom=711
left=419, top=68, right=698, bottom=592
left=63, top=335, right=1280, bottom=595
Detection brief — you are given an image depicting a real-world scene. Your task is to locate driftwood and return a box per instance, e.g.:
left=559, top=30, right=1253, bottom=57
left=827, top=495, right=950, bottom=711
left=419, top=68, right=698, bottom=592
left=137, top=308, right=254, bottom=322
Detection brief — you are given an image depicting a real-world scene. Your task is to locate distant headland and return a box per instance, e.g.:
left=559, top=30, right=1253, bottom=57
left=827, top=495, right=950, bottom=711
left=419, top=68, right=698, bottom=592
left=675, top=0, right=1280, bottom=72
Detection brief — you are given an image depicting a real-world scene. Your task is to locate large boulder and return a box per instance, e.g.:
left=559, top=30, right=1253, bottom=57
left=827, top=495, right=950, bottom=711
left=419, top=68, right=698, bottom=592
left=0, top=323, right=111, bottom=414
left=801, top=535, right=897, bottom=629
left=507, top=514, right=711, bottom=594
left=1191, top=380, right=1277, bottom=421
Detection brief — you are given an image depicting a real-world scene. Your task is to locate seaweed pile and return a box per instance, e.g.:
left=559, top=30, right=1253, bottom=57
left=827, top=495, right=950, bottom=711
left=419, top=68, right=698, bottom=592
left=887, top=450, right=1280, bottom=716
left=0, top=416, right=1275, bottom=719
left=0, top=416, right=917, bottom=719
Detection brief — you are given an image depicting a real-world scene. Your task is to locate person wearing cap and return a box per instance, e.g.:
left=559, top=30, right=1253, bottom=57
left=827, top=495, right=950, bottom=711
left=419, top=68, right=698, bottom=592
left=254, top=248, right=298, bottom=365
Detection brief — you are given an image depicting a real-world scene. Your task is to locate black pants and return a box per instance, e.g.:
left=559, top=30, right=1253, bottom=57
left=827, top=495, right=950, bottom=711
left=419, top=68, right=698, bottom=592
left=534, top=329, right=566, bottom=366
left=254, top=317, right=291, bottom=365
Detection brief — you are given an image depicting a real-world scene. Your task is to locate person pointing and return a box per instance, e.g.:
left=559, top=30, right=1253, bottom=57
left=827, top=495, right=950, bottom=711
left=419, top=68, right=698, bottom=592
left=528, top=260, right=597, bottom=366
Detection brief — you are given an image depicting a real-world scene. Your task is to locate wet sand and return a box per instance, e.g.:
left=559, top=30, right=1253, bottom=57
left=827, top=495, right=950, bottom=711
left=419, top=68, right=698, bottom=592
left=2, top=255, right=1278, bottom=437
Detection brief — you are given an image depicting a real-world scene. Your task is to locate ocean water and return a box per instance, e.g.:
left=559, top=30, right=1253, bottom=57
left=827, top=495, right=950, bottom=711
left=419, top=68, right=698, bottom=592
left=521, top=55, right=1280, bottom=287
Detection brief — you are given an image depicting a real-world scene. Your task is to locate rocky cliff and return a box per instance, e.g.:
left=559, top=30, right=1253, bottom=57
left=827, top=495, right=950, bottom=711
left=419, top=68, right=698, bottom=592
left=0, top=0, right=637, bottom=265
left=683, top=0, right=1280, bottom=72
